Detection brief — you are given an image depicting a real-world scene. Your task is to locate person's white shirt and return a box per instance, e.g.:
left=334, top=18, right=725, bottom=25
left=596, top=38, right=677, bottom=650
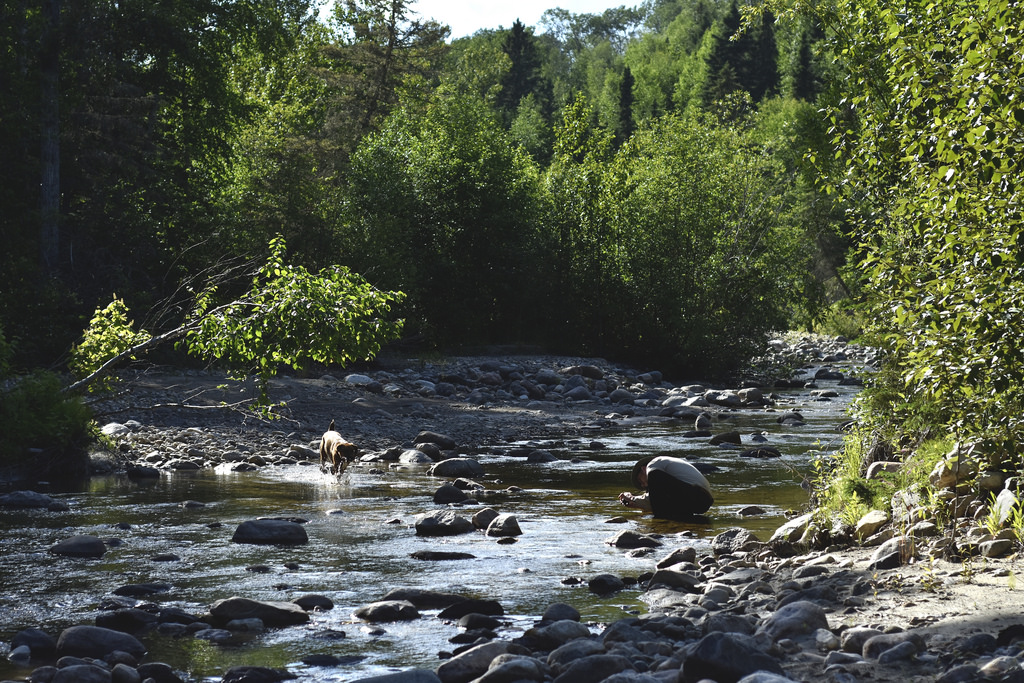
left=646, top=456, right=711, bottom=494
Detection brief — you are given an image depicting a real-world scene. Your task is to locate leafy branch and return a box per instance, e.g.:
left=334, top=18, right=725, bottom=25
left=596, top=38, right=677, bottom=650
left=65, top=237, right=405, bottom=410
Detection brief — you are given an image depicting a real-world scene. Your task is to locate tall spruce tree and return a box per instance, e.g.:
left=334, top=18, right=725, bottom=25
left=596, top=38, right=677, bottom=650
left=497, top=19, right=547, bottom=127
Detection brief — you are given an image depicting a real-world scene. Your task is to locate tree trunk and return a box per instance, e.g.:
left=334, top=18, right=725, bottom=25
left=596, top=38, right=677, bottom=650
left=39, top=0, right=61, bottom=275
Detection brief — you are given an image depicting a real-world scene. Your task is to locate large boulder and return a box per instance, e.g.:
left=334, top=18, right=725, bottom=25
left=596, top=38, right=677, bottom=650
left=209, top=597, right=310, bottom=627
left=759, top=600, right=829, bottom=641
left=0, top=490, right=70, bottom=511
left=353, top=600, right=420, bottom=623
left=604, top=530, right=661, bottom=549
left=415, top=510, right=474, bottom=536
left=428, top=458, right=484, bottom=478
left=415, top=431, right=458, bottom=450
left=231, top=520, right=307, bottom=545
left=683, top=632, right=784, bottom=683
left=436, top=641, right=513, bottom=683
left=381, top=588, right=468, bottom=610
left=485, top=514, right=522, bottom=537
left=49, top=535, right=107, bottom=558
left=55, top=625, right=146, bottom=659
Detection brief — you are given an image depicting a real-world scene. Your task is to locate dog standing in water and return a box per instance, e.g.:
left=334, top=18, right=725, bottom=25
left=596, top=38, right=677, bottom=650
left=320, top=420, right=358, bottom=474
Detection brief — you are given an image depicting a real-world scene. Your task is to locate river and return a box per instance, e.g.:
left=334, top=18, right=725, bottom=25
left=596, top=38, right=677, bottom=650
left=0, top=376, right=860, bottom=682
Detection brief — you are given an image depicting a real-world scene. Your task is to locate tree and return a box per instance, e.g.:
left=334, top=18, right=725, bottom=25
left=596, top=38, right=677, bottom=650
left=700, top=1, right=778, bottom=107
left=68, top=237, right=405, bottom=406
left=344, top=90, right=547, bottom=346
left=767, top=0, right=1024, bottom=461
left=617, top=65, right=635, bottom=144
left=497, top=20, right=546, bottom=126
left=324, top=0, right=449, bottom=154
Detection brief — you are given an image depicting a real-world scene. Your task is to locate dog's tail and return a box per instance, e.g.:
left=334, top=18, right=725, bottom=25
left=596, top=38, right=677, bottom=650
left=328, top=419, right=335, bottom=432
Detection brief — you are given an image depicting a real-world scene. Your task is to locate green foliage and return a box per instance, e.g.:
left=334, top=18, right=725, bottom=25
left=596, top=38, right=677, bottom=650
left=544, top=100, right=812, bottom=375
left=0, top=322, right=12, bottom=380
left=345, top=91, right=547, bottom=346
left=70, top=297, right=152, bottom=392
left=0, top=372, right=93, bottom=468
left=760, top=0, right=1024, bottom=471
left=185, top=237, right=404, bottom=399
left=813, top=428, right=892, bottom=524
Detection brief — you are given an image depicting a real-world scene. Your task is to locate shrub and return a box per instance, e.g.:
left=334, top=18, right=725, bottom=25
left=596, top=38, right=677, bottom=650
left=0, top=371, right=93, bottom=474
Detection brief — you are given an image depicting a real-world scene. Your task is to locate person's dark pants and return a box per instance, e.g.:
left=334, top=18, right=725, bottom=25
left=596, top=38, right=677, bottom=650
left=647, top=469, right=714, bottom=519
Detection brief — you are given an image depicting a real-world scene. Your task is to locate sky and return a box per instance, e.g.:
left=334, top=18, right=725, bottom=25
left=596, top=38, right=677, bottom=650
left=407, top=1, right=625, bottom=39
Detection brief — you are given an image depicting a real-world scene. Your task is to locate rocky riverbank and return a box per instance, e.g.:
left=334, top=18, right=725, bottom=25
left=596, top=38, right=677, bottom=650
left=4, top=335, right=1023, bottom=683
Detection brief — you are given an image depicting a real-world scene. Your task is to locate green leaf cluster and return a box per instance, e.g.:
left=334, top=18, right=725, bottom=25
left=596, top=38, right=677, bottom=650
left=184, top=236, right=404, bottom=399
left=70, top=297, right=152, bottom=393
left=796, top=0, right=1024, bottom=461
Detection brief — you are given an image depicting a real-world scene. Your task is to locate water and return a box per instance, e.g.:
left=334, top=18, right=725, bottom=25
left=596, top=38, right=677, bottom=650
left=0, top=380, right=857, bottom=682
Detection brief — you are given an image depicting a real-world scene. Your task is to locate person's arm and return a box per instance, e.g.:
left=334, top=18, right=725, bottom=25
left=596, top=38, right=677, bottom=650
left=618, top=491, right=652, bottom=512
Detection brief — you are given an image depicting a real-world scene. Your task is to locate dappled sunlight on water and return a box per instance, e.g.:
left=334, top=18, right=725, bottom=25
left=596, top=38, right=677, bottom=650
left=0, top=382, right=860, bottom=681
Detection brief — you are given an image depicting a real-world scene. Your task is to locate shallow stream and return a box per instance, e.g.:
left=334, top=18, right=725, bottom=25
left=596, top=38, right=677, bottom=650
left=0, top=377, right=860, bottom=682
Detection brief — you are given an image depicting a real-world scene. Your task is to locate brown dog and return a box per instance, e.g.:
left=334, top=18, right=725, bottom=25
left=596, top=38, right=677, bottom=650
left=320, top=419, right=358, bottom=474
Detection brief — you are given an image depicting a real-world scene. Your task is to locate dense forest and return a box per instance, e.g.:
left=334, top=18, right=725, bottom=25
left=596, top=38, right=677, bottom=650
left=3, top=0, right=1024, bottom=498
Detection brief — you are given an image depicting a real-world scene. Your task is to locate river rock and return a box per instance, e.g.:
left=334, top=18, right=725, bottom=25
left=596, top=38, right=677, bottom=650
left=428, top=458, right=483, bottom=478
left=414, top=431, right=458, bottom=450
left=863, top=631, right=925, bottom=659
left=588, top=574, right=625, bottom=595
left=11, top=627, right=57, bottom=658
left=381, top=588, right=468, bottom=609
left=415, top=510, right=474, bottom=536
left=868, top=536, right=915, bottom=569
left=114, top=582, right=172, bottom=597
left=552, top=654, right=632, bottom=683
left=353, top=600, right=420, bottom=623
left=710, top=430, right=743, bottom=446
left=135, top=662, right=184, bottom=683
left=648, top=567, right=702, bottom=592
left=759, top=601, right=829, bottom=641
left=656, top=547, right=698, bottom=569
left=52, top=663, right=113, bottom=683
left=683, top=632, right=784, bottom=682
left=400, top=449, right=434, bottom=464
left=292, top=594, right=334, bottom=611
left=711, top=528, right=761, bottom=555
left=605, top=530, right=662, bottom=548
left=526, top=449, right=558, bottom=463
left=736, top=674, right=798, bottom=683
left=929, top=452, right=977, bottom=489
left=770, top=512, right=813, bottom=544
left=410, top=550, right=476, bottom=561
left=524, top=620, right=591, bottom=649
left=209, top=597, right=310, bottom=627
left=485, top=513, right=522, bottom=537
left=437, top=599, right=504, bottom=619
left=231, top=519, right=307, bottom=545
left=433, top=483, right=469, bottom=504
left=49, top=534, right=107, bottom=558
left=980, top=538, right=1014, bottom=557
left=350, top=670, right=441, bottom=683
left=436, top=641, right=513, bottom=683
left=474, top=655, right=548, bottom=683
left=542, top=603, right=581, bottom=623
left=95, top=608, right=159, bottom=634
left=221, top=666, right=297, bottom=682
left=0, top=490, right=70, bottom=511
left=55, top=625, right=146, bottom=659
left=473, top=507, right=500, bottom=530
left=546, top=638, right=607, bottom=674
left=855, top=509, right=889, bottom=540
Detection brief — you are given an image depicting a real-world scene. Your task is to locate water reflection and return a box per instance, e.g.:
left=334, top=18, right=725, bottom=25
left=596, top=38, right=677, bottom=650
left=0, top=384, right=858, bottom=681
